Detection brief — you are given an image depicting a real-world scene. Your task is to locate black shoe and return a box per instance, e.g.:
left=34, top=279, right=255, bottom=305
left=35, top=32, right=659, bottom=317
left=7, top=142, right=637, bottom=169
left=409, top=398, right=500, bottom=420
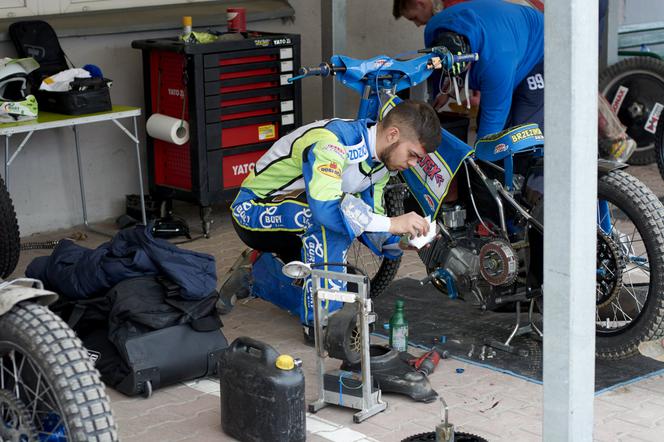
left=216, top=291, right=237, bottom=315
left=302, top=324, right=316, bottom=347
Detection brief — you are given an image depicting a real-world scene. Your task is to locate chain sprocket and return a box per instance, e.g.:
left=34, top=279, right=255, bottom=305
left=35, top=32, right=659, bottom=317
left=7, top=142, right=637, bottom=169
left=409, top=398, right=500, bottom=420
left=596, top=229, right=626, bottom=308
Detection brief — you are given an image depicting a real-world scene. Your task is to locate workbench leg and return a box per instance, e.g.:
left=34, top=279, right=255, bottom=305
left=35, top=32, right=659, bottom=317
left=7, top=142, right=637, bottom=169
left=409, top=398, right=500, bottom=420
left=73, top=126, right=89, bottom=227
left=132, top=117, right=147, bottom=225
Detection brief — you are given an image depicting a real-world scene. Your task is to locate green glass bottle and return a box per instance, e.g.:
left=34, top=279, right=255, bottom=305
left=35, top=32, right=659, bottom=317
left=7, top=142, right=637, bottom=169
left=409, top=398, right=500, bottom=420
left=389, top=299, right=408, bottom=352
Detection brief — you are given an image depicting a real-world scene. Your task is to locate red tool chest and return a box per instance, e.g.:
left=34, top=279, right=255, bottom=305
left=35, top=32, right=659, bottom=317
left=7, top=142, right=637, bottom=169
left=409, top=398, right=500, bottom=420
left=132, top=32, right=302, bottom=215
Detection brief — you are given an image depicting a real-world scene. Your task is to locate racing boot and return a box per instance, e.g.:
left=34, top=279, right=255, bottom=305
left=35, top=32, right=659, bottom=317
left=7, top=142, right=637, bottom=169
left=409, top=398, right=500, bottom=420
left=216, top=248, right=255, bottom=315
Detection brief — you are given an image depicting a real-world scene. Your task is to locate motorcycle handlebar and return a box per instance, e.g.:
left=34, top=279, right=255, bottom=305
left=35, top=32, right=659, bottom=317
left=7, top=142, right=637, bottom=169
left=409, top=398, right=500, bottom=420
left=288, top=63, right=347, bottom=82
left=419, top=46, right=479, bottom=69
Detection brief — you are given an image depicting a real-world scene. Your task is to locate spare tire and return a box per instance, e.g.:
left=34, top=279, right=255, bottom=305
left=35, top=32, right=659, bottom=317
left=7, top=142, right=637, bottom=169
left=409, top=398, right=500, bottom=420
left=0, top=176, right=19, bottom=278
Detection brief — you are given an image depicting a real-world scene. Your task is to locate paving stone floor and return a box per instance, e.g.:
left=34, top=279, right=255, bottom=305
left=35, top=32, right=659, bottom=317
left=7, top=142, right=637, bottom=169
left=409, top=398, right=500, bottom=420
left=10, top=163, right=664, bottom=441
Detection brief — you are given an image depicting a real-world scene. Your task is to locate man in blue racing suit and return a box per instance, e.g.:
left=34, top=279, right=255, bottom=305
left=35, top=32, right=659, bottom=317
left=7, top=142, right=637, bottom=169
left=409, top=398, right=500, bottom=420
left=230, top=100, right=441, bottom=336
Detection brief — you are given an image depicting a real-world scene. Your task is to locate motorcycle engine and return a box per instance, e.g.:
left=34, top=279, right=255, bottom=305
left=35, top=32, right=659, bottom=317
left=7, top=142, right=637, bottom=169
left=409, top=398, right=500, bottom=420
left=420, top=219, right=522, bottom=305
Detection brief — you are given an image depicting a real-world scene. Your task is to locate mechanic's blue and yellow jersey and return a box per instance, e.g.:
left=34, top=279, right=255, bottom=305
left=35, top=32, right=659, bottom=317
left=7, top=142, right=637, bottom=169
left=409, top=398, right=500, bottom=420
left=233, top=119, right=392, bottom=241
left=424, top=0, right=544, bottom=138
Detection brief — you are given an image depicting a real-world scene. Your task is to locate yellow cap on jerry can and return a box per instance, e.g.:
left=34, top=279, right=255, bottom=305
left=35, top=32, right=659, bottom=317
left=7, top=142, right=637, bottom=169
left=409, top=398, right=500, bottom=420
left=275, top=355, right=303, bottom=370
left=275, top=355, right=295, bottom=370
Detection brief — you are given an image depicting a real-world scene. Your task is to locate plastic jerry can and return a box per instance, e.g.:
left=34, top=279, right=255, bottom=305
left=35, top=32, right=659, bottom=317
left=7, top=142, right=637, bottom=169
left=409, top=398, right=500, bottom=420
left=218, top=337, right=305, bottom=442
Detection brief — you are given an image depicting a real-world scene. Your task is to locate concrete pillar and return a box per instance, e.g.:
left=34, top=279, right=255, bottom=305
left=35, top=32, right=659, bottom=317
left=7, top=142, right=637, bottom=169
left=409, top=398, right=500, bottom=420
left=543, top=0, right=597, bottom=440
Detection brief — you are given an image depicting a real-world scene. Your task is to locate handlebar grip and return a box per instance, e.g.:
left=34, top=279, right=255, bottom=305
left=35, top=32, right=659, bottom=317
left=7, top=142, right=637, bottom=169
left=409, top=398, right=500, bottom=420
left=453, top=53, right=479, bottom=64
left=287, top=63, right=347, bottom=83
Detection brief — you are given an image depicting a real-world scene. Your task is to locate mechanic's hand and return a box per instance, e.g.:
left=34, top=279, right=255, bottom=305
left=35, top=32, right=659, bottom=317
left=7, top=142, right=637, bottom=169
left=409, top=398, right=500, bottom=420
left=470, top=90, right=481, bottom=107
left=389, top=212, right=430, bottom=237
left=433, top=92, right=450, bottom=112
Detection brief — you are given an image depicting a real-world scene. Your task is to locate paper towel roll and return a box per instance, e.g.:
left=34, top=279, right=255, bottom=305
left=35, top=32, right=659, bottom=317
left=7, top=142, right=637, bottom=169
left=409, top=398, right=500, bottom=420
left=146, top=113, right=189, bottom=145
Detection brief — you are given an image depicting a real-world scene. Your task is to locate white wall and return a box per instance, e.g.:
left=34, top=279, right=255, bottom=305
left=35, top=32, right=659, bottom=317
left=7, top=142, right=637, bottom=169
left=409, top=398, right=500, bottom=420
left=621, top=0, right=664, bottom=25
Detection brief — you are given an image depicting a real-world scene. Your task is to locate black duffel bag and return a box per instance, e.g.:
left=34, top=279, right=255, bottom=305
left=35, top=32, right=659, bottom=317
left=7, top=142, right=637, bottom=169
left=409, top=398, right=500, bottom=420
left=54, top=276, right=228, bottom=397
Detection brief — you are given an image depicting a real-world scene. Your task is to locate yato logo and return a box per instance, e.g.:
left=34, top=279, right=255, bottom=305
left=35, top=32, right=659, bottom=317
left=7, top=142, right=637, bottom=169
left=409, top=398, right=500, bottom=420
left=167, top=88, right=184, bottom=98
left=273, top=38, right=291, bottom=45
left=424, top=194, right=436, bottom=211
left=254, top=39, right=271, bottom=47
left=232, top=162, right=255, bottom=176
left=494, top=143, right=508, bottom=154
left=317, top=162, right=342, bottom=179
left=347, top=145, right=368, bottom=162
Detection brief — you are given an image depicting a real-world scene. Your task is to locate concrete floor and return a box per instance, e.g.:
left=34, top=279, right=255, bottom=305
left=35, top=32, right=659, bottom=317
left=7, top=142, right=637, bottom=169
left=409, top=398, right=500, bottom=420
left=11, top=162, right=664, bottom=441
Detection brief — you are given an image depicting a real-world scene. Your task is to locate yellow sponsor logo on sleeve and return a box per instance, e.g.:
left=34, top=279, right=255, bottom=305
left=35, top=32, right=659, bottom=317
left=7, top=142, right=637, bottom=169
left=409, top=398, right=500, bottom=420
left=317, top=162, right=342, bottom=179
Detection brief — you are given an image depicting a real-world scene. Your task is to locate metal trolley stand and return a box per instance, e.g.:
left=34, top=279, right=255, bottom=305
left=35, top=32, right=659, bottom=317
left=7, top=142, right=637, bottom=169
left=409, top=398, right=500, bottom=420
left=283, top=261, right=387, bottom=423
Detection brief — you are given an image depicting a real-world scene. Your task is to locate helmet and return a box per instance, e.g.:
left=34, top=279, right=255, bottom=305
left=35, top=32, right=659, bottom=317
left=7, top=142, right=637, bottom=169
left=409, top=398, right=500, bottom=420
left=0, top=58, right=39, bottom=122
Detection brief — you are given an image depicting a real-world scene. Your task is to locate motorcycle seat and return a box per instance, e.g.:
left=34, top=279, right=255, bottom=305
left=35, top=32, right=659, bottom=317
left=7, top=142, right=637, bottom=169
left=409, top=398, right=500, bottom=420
left=474, top=123, right=544, bottom=162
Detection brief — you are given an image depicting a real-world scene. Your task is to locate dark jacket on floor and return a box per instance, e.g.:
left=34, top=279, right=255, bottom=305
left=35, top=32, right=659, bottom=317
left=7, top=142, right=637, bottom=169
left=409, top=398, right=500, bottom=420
left=26, top=224, right=217, bottom=300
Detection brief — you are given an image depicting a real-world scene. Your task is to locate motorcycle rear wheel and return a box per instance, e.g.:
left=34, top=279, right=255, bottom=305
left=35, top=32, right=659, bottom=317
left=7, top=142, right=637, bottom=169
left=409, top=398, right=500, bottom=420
left=0, top=302, right=118, bottom=441
left=595, top=170, right=664, bottom=359
left=599, top=56, right=664, bottom=166
left=346, top=178, right=405, bottom=298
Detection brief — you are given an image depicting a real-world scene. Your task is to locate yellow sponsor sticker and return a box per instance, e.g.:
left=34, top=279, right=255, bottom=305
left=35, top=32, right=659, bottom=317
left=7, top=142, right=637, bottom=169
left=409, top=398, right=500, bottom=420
left=258, top=124, right=276, bottom=140
left=510, top=127, right=543, bottom=143
left=317, top=162, right=342, bottom=179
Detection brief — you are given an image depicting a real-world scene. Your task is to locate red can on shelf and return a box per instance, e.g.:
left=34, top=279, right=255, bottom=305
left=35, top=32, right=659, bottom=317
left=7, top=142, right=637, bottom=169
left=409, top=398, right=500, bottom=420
left=227, top=8, right=246, bottom=33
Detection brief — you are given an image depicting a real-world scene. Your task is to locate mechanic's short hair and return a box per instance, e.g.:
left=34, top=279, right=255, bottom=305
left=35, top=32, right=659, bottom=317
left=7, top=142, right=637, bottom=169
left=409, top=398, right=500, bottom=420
left=392, top=0, right=415, bottom=19
left=382, top=100, right=442, bottom=153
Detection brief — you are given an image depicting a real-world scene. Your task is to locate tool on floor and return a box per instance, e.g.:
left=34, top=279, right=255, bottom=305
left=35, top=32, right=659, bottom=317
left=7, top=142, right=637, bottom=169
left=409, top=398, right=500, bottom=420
left=282, top=261, right=387, bottom=423
left=401, top=396, right=489, bottom=442
left=409, top=348, right=442, bottom=376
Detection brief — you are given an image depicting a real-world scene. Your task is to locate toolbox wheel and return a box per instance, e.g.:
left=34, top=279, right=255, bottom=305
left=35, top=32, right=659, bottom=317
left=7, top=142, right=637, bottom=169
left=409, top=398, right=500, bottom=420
left=142, top=380, right=153, bottom=399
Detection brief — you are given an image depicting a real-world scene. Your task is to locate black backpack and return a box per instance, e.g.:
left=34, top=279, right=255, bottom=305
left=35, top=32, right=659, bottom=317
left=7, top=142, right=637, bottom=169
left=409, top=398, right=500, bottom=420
left=54, top=276, right=228, bottom=397
left=8, top=20, right=112, bottom=114
left=8, top=20, right=70, bottom=94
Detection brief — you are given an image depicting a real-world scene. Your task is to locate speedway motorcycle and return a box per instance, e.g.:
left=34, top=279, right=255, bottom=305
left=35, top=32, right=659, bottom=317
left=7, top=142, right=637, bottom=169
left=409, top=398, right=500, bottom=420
left=0, top=176, right=117, bottom=441
left=290, top=47, right=664, bottom=359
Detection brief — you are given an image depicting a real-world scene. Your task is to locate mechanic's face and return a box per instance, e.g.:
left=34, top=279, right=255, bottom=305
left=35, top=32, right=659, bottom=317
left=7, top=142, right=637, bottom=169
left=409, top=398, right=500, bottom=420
left=402, top=0, right=434, bottom=27
left=381, top=138, right=427, bottom=172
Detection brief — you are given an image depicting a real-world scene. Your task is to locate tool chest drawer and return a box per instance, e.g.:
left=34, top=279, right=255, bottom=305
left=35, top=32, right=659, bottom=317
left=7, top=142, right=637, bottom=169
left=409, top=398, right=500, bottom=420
left=133, top=31, right=302, bottom=206
left=206, top=113, right=296, bottom=150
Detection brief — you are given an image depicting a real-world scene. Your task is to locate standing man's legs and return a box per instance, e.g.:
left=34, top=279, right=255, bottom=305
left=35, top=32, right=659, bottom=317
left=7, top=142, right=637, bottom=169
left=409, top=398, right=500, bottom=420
left=506, top=61, right=545, bottom=131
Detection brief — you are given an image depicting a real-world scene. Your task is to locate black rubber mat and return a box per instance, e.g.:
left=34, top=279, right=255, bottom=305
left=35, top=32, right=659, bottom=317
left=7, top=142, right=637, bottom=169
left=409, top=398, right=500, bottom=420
left=373, top=278, right=664, bottom=392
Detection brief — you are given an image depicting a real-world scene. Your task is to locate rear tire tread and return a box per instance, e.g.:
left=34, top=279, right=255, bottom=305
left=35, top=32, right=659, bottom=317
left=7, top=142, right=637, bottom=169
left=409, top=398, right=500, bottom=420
left=0, top=176, right=20, bottom=278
